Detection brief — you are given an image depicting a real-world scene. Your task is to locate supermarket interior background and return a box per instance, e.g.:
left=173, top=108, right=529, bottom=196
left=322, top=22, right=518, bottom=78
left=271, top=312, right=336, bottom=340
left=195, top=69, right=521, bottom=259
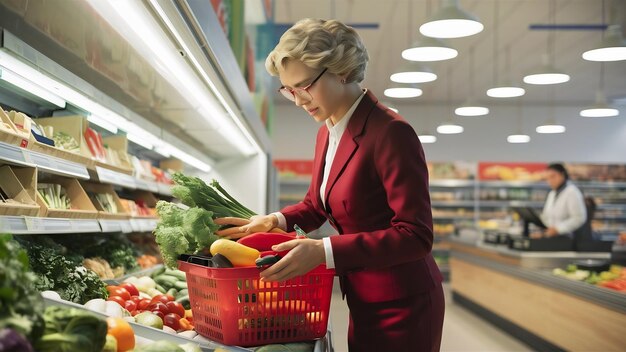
left=0, top=0, right=625, bottom=351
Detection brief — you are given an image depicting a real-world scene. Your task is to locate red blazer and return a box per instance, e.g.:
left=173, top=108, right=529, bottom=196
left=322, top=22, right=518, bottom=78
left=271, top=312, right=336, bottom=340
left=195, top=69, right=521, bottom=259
left=281, top=90, right=442, bottom=303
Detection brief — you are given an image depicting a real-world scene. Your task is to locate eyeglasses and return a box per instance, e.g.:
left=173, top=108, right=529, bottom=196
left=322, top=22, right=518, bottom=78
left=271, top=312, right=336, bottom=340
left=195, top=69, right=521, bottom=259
left=278, top=68, right=327, bottom=102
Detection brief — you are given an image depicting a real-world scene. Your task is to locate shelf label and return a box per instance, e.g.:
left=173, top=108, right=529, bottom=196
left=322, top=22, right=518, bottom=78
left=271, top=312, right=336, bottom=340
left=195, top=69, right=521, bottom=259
left=23, top=217, right=36, bottom=232
left=120, top=220, right=133, bottom=233
left=0, top=141, right=29, bottom=165
left=99, top=220, right=122, bottom=233
left=158, top=184, right=173, bottom=196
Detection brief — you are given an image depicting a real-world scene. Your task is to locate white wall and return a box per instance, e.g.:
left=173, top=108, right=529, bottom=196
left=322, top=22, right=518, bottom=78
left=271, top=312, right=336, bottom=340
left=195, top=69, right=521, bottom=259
left=271, top=102, right=626, bottom=163
left=188, top=153, right=269, bottom=215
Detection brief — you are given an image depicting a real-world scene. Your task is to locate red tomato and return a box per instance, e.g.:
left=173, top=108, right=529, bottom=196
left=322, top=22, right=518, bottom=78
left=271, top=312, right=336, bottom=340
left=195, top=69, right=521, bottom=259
left=107, top=295, right=126, bottom=307
left=163, top=313, right=181, bottom=330
left=137, top=299, right=151, bottom=311
left=165, top=302, right=185, bottom=318
left=165, top=294, right=175, bottom=302
left=148, top=302, right=169, bottom=315
left=130, top=310, right=140, bottom=317
left=120, top=283, right=139, bottom=297
left=124, top=300, right=137, bottom=312
left=130, top=296, right=141, bottom=304
left=149, top=295, right=170, bottom=306
left=106, top=286, right=131, bottom=301
left=151, top=310, right=165, bottom=320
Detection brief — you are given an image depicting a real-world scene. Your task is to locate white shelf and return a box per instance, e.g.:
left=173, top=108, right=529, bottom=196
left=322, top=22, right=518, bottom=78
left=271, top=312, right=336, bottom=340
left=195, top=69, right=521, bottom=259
left=99, top=219, right=132, bottom=233
left=129, top=218, right=158, bottom=232
left=0, top=215, right=101, bottom=234
left=0, top=141, right=89, bottom=179
left=431, top=200, right=476, bottom=207
left=479, top=200, right=545, bottom=208
left=0, top=215, right=157, bottom=234
left=93, top=166, right=173, bottom=196
left=157, top=183, right=173, bottom=196
left=430, top=179, right=475, bottom=187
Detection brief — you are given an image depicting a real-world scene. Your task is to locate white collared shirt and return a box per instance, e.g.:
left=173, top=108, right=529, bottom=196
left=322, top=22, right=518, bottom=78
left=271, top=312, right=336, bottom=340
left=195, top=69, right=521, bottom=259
left=273, top=90, right=366, bottom=269
left=541, top=181, right=587, bottom=235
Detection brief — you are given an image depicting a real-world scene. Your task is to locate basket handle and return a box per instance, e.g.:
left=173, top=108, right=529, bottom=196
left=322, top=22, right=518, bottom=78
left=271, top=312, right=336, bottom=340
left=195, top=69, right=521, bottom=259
left=184, top=254, right=213, bottom=267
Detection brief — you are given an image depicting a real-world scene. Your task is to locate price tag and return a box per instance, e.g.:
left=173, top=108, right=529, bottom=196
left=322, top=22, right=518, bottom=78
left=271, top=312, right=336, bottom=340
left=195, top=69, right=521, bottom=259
left=24, top=217, right=35, bottom=232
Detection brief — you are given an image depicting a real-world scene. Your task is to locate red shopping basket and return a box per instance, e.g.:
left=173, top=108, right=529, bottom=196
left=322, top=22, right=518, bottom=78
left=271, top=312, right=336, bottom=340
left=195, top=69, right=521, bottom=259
left=178, top=259, right=335, bottom=347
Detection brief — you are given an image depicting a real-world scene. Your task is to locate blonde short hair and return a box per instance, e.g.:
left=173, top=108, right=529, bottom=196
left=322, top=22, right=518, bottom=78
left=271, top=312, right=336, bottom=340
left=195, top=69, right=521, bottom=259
left=265, top=19, right=369, bottom=83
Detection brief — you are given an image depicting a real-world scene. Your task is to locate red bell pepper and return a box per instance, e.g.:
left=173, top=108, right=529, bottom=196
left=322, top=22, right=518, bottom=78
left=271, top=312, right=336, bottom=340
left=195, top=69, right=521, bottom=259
left=237, top=232, right=296, bottom=252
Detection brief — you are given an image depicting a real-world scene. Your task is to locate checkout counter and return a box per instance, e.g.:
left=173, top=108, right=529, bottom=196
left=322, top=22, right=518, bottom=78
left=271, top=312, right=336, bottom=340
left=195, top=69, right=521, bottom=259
left=449, top=231, right=626, bottom=352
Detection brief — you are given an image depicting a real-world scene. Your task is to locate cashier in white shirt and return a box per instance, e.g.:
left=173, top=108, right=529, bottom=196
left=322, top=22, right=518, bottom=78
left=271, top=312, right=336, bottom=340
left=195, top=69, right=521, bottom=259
left=541, top=163, right=587, bottom=237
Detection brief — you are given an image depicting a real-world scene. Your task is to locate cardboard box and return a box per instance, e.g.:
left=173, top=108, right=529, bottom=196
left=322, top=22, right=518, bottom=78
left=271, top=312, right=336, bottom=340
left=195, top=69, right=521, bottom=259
left=127, top=190, right=158, bottom=218
left=102, top=135, right=133, bottom=170
left=35, top=176, right=99, bottom=219
left=35, top=115, right=97, bottom=168
left=0, top=110, right=30, bottom=148
left=0, top=165, right=40, bottom=216
left=160, top=158, right=184, bottom=172
left=80, top=182, right=131, bottom=219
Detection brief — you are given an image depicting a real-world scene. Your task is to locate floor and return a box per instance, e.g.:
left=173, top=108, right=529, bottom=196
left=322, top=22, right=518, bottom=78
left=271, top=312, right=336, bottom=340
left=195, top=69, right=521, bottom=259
left=328, top=280, right=531, bottom=352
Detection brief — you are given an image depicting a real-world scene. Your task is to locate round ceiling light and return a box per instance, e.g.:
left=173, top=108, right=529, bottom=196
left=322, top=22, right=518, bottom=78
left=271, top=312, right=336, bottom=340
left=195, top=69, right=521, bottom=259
left=437, top=123, right=464, bottom=134
left=507, top=134, right=531, bottom=143
left=536, top=124, right=566, bottom=134
left=419, top=134, right=437, bottom=143
left=419, top=0, right=484, bottom=39
left=582, top=25, right=626, bottom=62
left=402, top=36, right=458, bottom=62
left=384, top=86, right=423, bottom=99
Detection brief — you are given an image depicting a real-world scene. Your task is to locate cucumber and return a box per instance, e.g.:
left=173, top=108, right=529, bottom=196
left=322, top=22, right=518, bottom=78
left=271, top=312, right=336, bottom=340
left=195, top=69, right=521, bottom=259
left=155, top=284, right=166, bottom=294
left=166, top=288, right=178, bottom=298
left=154, top=275, right=179, bottom=289
left=177, top=289, right=188, bottom=298
left=164, top=268, right=187, bottom=281
left=150, top=266, right=166, bottom=278
left=175, top=295, right=190, bottom=309
left=174, top=281, right=188, bottom=290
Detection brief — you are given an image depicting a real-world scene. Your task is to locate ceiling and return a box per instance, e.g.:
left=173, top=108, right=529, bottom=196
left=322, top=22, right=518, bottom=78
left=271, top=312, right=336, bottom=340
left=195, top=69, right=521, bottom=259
left=272, top=0, right=626, bottom=108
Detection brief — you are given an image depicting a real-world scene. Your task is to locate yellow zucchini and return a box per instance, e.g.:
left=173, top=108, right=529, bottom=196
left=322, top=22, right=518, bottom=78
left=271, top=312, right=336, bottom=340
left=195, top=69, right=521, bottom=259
left=210, top=239, right=260, bottom=267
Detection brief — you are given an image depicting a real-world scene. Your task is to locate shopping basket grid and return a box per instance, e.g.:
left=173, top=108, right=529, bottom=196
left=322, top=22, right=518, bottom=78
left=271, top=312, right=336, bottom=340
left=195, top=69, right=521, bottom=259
left=179, top=261, right=334, bottom=346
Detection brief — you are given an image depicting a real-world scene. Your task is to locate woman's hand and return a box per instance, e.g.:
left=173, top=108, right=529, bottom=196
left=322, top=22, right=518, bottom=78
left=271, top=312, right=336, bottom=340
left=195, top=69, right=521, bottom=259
left=214, top=215, right=277, bottom=239
left=545, top=227, right=559, bottom=237
left=260, top=239, right=325, bottom=282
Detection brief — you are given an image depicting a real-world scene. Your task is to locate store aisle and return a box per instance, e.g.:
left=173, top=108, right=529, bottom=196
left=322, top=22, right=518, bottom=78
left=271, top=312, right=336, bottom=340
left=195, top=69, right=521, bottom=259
left=329, top=280, right=531, bottom=352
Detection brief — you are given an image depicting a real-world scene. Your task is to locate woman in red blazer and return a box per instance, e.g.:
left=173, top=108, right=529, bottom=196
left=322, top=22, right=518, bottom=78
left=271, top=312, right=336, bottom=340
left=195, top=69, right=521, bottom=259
left=218, top=19, right=444, bottom=352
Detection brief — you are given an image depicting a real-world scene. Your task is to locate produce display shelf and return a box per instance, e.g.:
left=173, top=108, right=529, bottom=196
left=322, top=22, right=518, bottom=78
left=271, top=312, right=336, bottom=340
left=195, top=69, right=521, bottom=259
left=135, top=178, right=161, bottom=193
left=431, top=200, right=476, bottom=207
left=478, top=180, right=626, bottom=189
left=157, top=182, right=173, bottom=197
left=92, top=165, right=173, bottom=196
left=432, top=215, right=475, bottom=220
left=0, top=215, right=158, bottom=234
left=42, top=296, right=235, bottom=352
left=129, top=218, right=159, bottom=233
left=99, top=219, right=134, bottom=233
left=279, top=178, right=311, bottom=186
left=93, top=165, right=138, bottom=190
left=0, top=140, right=89, bottom=179
left=0, top=215, right=101, bottom=234
left=450, top=249, right=626, bottom=314
left=429, top=179, right=475, bottom=187
left=42, top=295, right=330, bottom=352
left=478, top=200, right=545, bottom=208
